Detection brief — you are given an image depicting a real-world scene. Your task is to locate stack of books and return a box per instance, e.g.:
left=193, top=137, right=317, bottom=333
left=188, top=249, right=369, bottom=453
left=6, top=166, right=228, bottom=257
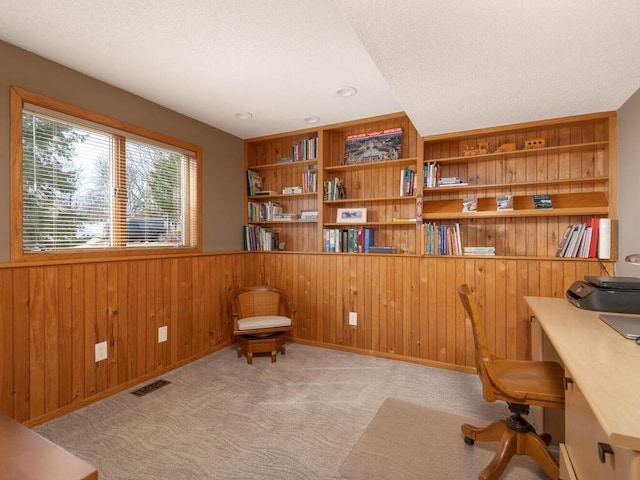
left=463, top=246, right=496, bottom=256
left=300, top=210, right=318, bottom=221
left=272, top=212, right=297, bottom=222
left=437, top=177, right=467, bottom=187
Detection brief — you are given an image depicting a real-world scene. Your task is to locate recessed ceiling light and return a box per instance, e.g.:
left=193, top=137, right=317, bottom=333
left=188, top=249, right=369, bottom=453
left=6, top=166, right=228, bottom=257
left=336, top=86, right=357, bottom=97
left=304, top=116, right=321, bottom=124
left=235, top=111, right=253, bottom=120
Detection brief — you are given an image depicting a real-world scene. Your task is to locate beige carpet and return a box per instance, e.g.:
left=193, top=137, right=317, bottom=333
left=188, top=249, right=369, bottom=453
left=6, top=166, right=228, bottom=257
left=339, top=398, right=551, bottom=480
left=35, top=344, right=552, bottom=479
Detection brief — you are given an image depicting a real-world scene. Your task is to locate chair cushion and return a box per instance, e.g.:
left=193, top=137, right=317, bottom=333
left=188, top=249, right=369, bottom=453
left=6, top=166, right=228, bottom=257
left=237, top=315, right=292, bottom=331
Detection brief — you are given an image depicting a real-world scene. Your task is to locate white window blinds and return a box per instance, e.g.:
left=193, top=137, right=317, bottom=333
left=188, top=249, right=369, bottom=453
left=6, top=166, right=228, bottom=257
left=21, top=109, right=198, bottom=253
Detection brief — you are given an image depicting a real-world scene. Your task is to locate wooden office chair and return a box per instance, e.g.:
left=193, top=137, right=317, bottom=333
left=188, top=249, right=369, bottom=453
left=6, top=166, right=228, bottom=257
left=229, top=285, right=295, bottom=364
left=457, top=284, right=565, bottom=480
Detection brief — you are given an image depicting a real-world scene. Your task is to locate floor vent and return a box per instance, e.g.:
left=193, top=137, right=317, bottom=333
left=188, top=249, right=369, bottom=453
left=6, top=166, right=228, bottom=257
left=130, top=379, right=171, bottom=397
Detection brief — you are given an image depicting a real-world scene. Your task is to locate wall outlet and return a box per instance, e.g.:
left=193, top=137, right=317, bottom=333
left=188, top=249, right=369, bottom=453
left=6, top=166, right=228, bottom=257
left=158, top=325, right=168, bottom=343
left=349, top=311, right=358, bottom=326
left=95, top=341, right=107, bottom=362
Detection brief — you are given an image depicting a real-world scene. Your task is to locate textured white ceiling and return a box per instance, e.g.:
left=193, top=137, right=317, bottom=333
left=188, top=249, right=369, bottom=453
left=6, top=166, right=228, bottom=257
left=0, top=1, right=639, bottom=139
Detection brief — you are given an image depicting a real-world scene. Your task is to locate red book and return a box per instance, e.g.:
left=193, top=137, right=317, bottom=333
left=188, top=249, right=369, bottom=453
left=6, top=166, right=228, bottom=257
left=588, top=218, right=599, bottom=258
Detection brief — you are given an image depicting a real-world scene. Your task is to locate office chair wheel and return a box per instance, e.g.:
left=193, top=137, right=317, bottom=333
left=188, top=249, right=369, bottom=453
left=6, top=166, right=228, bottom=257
left=464, top=436, right=475, bottom=446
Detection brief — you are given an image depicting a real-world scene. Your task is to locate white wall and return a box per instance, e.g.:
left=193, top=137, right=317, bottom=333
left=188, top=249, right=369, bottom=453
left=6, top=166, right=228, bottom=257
left=616, top=87, right=640, bottom=277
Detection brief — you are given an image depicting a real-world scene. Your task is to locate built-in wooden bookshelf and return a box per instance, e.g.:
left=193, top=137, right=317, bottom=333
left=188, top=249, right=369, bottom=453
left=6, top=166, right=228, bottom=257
left=244, top=131, right=320, bottom=251
left=321, top=113, right=421, bottom=254
left=244, top=113, right=422, bottom=253
left=244, top=111, right=616, bottom=258
left=421, top=112, right=616, bottom=258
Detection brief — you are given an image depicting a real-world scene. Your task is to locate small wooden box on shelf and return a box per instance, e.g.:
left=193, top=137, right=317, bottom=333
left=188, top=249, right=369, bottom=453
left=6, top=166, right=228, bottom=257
left=421, top=112, right=616, bottom=258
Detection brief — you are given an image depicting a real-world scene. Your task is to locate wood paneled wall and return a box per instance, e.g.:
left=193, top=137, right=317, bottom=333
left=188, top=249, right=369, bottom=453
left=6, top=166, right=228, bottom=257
left=0, top=252, right=609, bottom=425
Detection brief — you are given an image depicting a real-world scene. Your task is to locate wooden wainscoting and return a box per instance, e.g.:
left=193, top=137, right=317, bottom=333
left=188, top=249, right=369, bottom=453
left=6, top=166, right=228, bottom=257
left=242, top=252, right=610, bottom=368
left=0, top=251, right=610, bottom=424
left=0, top=253, right=250, bottom=425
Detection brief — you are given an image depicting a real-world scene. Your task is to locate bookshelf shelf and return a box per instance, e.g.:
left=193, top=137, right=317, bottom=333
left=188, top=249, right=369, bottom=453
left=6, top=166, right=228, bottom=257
left=324, top=196, right=416, bottom=204
left=428, top=141, right=609, bottom=165
left=423, top=176, right=609, bottom=194
left=249, top=192, right=317, bottom=200
left=248, top=159, right=317, bottom=171
left=324, top=157, right=418, bottom=172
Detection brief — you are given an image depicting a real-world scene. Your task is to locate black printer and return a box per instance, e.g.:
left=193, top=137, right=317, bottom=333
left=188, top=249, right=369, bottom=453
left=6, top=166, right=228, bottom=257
left=566, top=276, right=640, bottom=314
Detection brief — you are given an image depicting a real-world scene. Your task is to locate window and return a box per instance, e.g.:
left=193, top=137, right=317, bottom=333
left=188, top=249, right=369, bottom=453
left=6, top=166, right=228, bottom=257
left=10, top=87, right=201, bottom=261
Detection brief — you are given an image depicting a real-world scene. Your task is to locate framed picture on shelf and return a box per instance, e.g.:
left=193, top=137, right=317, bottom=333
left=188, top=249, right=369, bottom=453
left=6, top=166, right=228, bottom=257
left=336, top=207, right=367, bottom=224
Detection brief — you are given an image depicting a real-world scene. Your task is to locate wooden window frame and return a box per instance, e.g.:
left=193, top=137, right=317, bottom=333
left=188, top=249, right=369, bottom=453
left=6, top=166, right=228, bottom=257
left=10, top=86, right=203, bottom=262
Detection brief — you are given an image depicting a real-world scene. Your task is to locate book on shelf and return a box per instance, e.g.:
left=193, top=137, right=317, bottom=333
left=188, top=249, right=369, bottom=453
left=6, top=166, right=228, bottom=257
left=532, top=194, right=553, bottom=209
left=462, top=196, right=478, bottom=213
left=587, top=217, right=599, bottom=258
left=496, top=194, right=514, bottom=211
left=343, top=127, right=402, bottom=165
left=246, top=170, right=263, bottom=196
left=368, top=245, right=396, bottom=254
left=392, top=217, right=417, bottom=223
left=598, top=218, right=611, bottom=259
left=463, top=246, right=496, bottom=256
left=282, top=186, right=303, bottom=194
left=254, top=190, right=278, bottom=196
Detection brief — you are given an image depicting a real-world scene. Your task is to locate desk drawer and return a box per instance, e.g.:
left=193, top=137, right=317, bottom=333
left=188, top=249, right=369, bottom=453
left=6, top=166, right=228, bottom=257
left=564, top=369, right=636, bottom=479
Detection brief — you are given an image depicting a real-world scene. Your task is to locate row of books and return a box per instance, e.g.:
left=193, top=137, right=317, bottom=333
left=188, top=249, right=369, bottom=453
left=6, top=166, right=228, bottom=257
left=423, top=162, right=440, bottom=188
left=324, top=177, right=347, bottom=201
left=324, top=227, right=375, bottom=253
left=555, top=218, right=611, bottom=258
left=247, top=200, right=282, bottom=222
left=301, top=167, right=318, bottom=193
left=292, top=136, right=318, bottom=161
left=399, top=168, right=417, bottom=196
left=424, top=222, right=463, bottom=256
left=243, top=225, right=280, bottom=251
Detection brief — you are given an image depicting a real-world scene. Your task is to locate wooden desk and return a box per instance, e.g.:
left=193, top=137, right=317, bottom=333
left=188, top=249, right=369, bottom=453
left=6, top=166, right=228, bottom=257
left=0, top=413, right=98, bottom=480
left=526, top=296, right=640, bottom=479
